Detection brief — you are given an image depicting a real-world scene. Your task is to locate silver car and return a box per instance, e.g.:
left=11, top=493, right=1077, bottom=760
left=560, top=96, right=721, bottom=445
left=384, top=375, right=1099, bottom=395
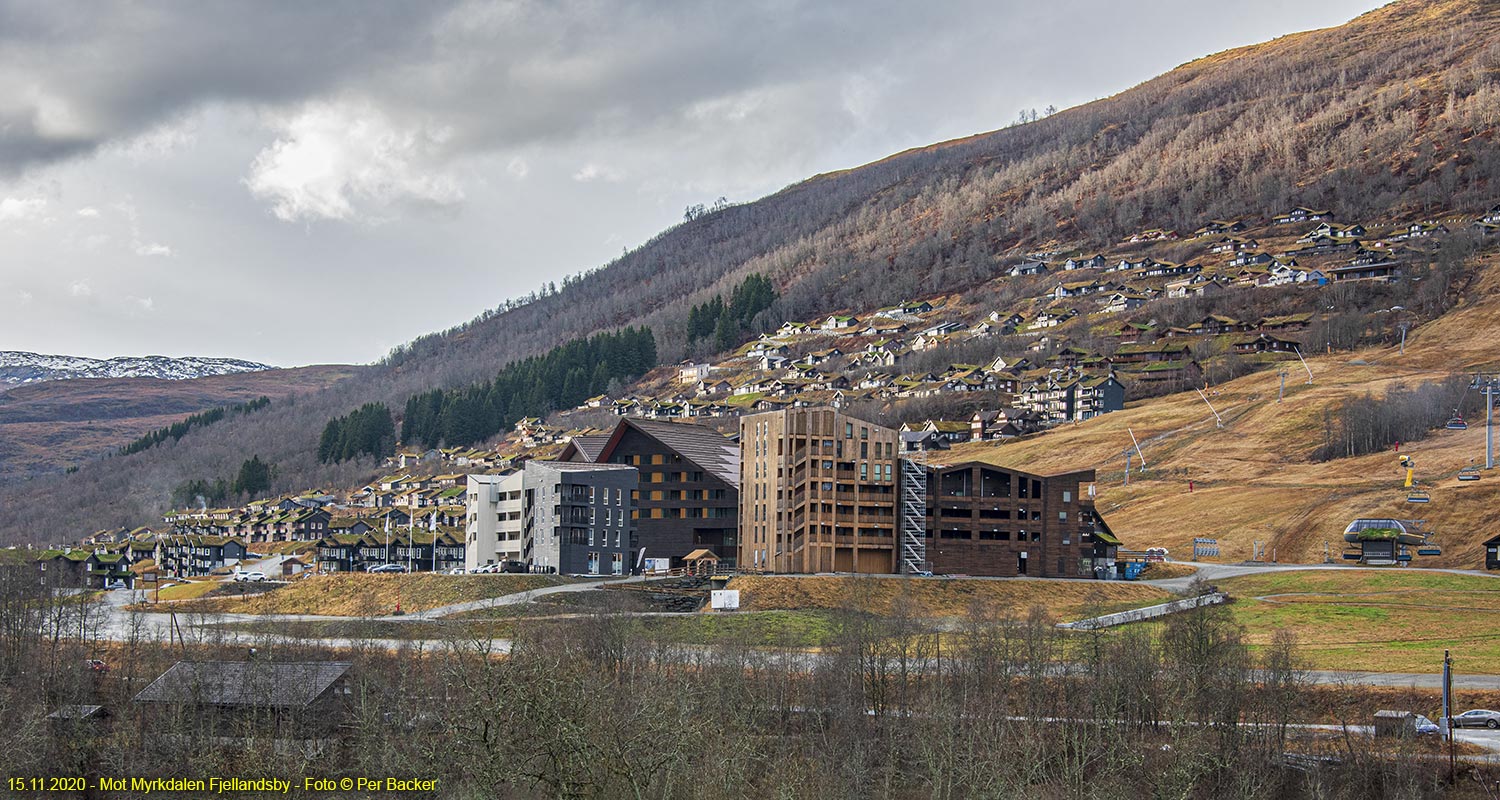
left=1446, top=709, right=1500, bottom=729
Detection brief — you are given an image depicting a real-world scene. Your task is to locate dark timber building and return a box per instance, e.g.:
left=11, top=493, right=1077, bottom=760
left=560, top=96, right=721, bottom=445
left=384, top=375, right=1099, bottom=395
left=560, top=418, right=740, bottom=567
left=922, top=462, right=1119, bottom=578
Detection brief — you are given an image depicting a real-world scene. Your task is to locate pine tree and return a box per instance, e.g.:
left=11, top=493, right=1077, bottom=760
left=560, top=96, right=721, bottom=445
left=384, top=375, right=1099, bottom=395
left=233, top=455, right=272, bottom=496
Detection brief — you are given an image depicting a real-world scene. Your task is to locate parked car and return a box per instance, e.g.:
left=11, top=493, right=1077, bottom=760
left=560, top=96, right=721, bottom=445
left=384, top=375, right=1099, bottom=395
left=1443, top=709, right=1500, bottom=729
left=1413, top=715, right=1440, bottom=735
left=472, top=563, right=499, bottom=574
left=446, top=566, right=466, bottom=575
left=103, top=579, right=128, bottom=590
left=232, top=570, right=267, bottom=583
left=367, top=563, right=407, bottom=573
left=83, top=658, right=110, bottom=673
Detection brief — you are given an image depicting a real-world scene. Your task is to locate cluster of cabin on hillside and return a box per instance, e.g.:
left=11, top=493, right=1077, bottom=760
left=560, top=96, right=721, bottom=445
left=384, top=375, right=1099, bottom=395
left=582, top=205, right=1495, bottom=435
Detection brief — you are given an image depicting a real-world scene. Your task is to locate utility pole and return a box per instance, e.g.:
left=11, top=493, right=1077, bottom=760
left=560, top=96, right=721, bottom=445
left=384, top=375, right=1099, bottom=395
left=1195, top=387, right=1225, bottom=428
left=1397, top=321, right=1409, bottom=355
left=1292, top=346, right=1314, bottom=384
left=1278, top=368, right=1288, bottom=403
left=1472, top=373, right=1499, bottom=470
left=1444, top=649, right=1455, bottom=782
left=1128, top=428, right=1147, bottom=472
left=1122, top=448, right=1133, bottom=486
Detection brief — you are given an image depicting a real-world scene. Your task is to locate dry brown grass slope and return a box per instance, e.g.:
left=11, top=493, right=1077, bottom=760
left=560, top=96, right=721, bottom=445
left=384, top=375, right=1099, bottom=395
left=943, top=255, right=1500, bottom=568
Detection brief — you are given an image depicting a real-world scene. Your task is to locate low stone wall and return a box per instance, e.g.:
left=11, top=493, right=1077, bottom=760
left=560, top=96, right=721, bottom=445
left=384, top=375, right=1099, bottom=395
left=1057, top=592, right=1228, bottom=630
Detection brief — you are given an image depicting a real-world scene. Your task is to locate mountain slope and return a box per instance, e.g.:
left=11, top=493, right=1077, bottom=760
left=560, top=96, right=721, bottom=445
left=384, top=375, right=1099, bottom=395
left=0, top=366, right=361, bottom=485
left=3, top=0, right=1500, bottom=541
left=0, top=352, right=274, bottom=386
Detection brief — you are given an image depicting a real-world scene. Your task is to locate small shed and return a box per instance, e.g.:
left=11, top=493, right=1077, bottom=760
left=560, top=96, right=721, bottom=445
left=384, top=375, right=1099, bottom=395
left=46, top=704, right=111, bottom=732
left=1374, top=710, right=1418, bottom=738
left=134, top=660, right=353, bottom=737
left=683, top=549, right=721, bottom=576
left=1485, top=534, right=1500, bottom=570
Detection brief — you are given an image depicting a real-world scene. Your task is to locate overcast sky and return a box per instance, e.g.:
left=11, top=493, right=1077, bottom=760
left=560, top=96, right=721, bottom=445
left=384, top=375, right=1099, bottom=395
left=0, top=0, right=1385, bottom=367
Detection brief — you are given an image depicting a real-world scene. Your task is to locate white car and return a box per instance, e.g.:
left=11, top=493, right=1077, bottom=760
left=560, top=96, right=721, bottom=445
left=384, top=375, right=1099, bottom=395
left=446, top=567, right=466, bottom=575
left=233, top=571, right=267, bottom=583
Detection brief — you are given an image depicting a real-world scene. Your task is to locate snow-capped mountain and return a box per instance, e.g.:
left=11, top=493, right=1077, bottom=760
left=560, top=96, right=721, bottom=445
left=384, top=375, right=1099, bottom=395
left=0, top=351, right=275, bottom=386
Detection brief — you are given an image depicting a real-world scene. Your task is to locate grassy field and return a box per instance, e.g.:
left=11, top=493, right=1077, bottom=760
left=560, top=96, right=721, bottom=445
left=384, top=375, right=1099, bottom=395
left=634, top=610, right=843, bottom=647
left=152, top=579, right=229, bottom=602
left=220, top=609, right=846, bottom=648
left=726, top=575, right=1171, bottom=621
left=1199, top=569, right=1500, bottom=673
left=155, top=573, right=572, bottom=616
left=1138, top=562, right=1199, bottom=580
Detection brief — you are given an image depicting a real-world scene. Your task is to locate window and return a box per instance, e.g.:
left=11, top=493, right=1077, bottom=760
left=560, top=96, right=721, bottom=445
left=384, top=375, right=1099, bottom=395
left=845, top=422, right=853, bottom=439
left=860, top=463, right=868, bottom=480
left=861, top=426, right=868, bottom=440
left=1062, top=490, right=1072, bottom=503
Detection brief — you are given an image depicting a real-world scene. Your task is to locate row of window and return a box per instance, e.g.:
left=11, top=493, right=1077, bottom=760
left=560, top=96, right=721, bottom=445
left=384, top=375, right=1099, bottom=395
left=641, top=470, right=707, bottom=484
left=568, top=529, right=624, bottom=548
left=641, top=488, right=729, bottom=501
left=585, top=552, right=627, bottom=575
left=625, top=453, right=682, bottom=466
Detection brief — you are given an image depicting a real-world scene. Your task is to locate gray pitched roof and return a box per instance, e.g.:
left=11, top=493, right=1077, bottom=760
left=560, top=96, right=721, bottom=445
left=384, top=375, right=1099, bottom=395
left=568, top=435, right=610, bottom=462
left=47, top=704, right=109, bottom=720
left=133, top=661, right=351, bottom=709
left=623, top=418, right=740, bottom=486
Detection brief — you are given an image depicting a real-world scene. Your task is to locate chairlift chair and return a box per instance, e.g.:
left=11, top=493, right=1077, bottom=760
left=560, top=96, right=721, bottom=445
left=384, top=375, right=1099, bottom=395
left=1459, top=466, right=1481, bottom=482
left=1417, top=546, right=1443, bottom=556
left=1446, top=411, right=1468, bottom=430
left=1406, top=488, right=1431, bottom=503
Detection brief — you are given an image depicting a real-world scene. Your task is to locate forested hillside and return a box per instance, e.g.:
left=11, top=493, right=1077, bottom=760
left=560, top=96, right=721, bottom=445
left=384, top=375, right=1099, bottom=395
left=4, top=0, right=1500, bottom=542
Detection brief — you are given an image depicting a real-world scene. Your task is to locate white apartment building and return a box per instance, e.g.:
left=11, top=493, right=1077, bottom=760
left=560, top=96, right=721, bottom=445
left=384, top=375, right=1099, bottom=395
left=465, top=472, right=525, bottom=571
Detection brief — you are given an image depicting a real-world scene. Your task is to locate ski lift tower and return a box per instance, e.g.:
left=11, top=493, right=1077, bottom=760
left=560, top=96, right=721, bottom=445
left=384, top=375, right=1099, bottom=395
left=899, top=453, right=929, bottom=575
left=1471, top=373, right=1500, bottom=470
